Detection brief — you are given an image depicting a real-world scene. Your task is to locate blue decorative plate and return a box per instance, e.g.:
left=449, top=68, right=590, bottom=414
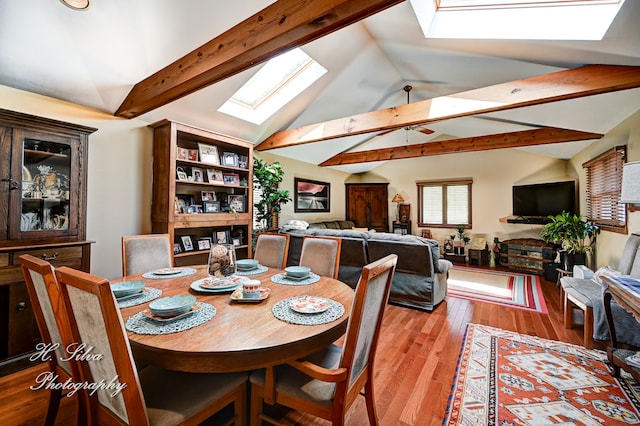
left=111, top=281, right=145, bottom=298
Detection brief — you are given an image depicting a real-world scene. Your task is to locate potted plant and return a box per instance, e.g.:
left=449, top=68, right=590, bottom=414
left=539, top=211, right=600, bottom=271
left=253, top=157, right=291, bottom=232
left=454, top=225, right=470, bottom=255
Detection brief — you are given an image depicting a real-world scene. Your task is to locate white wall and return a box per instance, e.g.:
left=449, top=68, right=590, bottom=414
left=0, top=85, right=153, bottom=279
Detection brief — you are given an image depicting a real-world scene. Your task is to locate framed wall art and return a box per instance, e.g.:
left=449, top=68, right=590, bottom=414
left=294, top=177, right=330, bottom=212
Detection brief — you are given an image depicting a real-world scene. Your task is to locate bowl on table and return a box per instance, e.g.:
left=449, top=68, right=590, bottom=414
left=237, top=259, right=259, bottom=271
left=284, top=266, right=311, bottom=279
left=149, top=295, right=196, bottom=318
left=110, top=281, right=145, bottom=298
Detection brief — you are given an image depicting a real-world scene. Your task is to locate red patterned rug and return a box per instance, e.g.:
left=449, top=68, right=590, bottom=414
left=445, top=324, right=640, bottom=425
left=448, top=267, right=547, bottom=313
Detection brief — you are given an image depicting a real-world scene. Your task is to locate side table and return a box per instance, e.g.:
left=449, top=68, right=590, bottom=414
left=444, top=253, right=466, bottom=265
left=392, top=221, right=411, bottom=235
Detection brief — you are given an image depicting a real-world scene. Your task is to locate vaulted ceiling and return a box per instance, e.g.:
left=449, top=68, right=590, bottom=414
left=1, top=0, right=639, bottom=174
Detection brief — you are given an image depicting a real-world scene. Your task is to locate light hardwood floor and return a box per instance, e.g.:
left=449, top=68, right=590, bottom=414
left=0, top=271, right=590, bottom=426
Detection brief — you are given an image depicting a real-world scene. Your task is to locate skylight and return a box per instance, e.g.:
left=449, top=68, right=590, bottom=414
left=409, top=0, right=624, bottom=40
left=218, top=48, right=327, bottom=125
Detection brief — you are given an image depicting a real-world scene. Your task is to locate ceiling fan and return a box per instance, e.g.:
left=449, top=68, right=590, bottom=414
left=376, top=85, right=434, bottom=138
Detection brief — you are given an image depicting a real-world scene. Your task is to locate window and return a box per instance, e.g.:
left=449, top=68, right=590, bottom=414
left=218, top=48, right=327, bottom=125
left=409, top=0, right=624, bottom=40
left=418, top=179, right=472, bottom=227
left=583, top=145, right=627, bottom=233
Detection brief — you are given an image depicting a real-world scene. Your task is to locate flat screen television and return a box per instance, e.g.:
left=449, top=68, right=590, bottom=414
left=512, top=181, right=576, bottom=218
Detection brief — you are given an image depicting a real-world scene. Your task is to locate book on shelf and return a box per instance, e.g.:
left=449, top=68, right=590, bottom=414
left=625, top=351, right=640, bottom=368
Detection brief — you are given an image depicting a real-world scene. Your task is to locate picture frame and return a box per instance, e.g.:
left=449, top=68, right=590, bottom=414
left=191, top=167, right=204, bottom=182
left=203, top=200, right=220, bottom=213
left=294, top=177, right=330, bottom=212
left=207, top=169, right=224, bottom=184
left=201, top=191, right=215, bottom=201
left=399, top=203, right=410, bottom=223
left=176, top=167, right=188, bottom=181
left=176, top=147, right=188, bottom=161
left=173, top=243, right=182, bottom=255
left=221, top=152, right=239, bottom=167
left=198, top=238, right=212, bottom=251
left=186, top=205, right=198, bottom=214
left=181, top=235, right=194, bottom=251
left=187, top=149, right=199, bottom=161
left=198, top=143, right=219, bottom=165
left=223, top=173, right=240, bottom=186
left=176, top=194, right=194, bottom=213
left=213, top=229, right=230, bottom=244
left=228, top=194, right=245, bottom=213
left=232, top=238, right=241, bottom=247
left=238, top=155, right=248, bottom=169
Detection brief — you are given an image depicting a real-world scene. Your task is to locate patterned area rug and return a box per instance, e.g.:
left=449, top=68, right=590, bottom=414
left=447, top=267, right=547, bottom=313
left=444, top=324, right=640, bottom=425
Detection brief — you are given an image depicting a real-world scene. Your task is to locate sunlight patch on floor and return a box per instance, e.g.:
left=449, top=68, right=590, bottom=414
left=449, top=279, right=512, bottom=297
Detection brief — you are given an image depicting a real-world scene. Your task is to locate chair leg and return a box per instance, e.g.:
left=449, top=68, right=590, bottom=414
left=250, top=383, right=264, bottom=426
left=564, top=294, right=574, bottom=329
left=584, top=306, right=594, bottom=349
left=363, top=380, right=379, bottom=426
left=44, top=388, right=62, bottom=426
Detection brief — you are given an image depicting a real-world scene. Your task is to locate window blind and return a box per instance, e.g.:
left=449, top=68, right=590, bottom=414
left=583, top=145, right=626, bottom=230
left=418, top=179, right=472, bottom=227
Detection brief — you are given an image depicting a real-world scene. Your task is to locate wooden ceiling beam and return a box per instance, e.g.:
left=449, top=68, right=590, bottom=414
left=257, top=64, right=640, bottom=151
left=115, top=0, right=405, bottom=119
left=319, top=127, right=603, bottom=166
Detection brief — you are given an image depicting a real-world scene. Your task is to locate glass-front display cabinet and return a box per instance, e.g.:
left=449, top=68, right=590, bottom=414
left=0, top=109, right=95, bottom=374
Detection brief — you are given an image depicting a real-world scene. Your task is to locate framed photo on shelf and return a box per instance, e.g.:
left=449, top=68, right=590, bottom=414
left=176, top=194, right=194, bottom=213
left=221, top=152, right=239, bottom=167
left=214, top=229, right=230, bottom=244
left=203, top=200, right=220, bottom=213
left=176, top=147, right=188, bottom=160
left=201, top=191, right=215, bottom=201
left=294, top=177, right=330, bottom=213
left=228, top=194, right=245, bottom=213
left=198, top=143, right=219, bottom=165
left=173, top=243, right=182, bottom=255
left=181, top=235, right=194, bottom=251
left=232, top=238, right=241, bottom=247
left=207, top=169, right=224, bottom=184
left=223, top=173, right=240, bottom=186
left=198, top=238, right=212, bottom=251
left=238, top=155, right=248, bottom=169
left=187, top=149, right=199, bottom=161
left=176, top=167, right=188, bottom=181
left=191, top=167, right=204, bottom=182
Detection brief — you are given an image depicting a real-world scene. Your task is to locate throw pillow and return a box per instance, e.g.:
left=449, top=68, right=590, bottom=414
left=593, top=265, right=623, bottom=284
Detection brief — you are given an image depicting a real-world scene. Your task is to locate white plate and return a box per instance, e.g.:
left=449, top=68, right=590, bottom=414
left=289, top=296, right=329, bottom=314
left=190, top=276, right=248, bottom=293
left=152, top=267, right=184, bottom=276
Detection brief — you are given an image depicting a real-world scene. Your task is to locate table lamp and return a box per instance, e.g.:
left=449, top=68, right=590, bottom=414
left=621, top=161, right=640, bottom=210
left=392, top=193, right=404, bottom=221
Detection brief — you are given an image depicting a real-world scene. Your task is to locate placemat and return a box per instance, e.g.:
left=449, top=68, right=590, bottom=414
left=270, top=273, right=320, bottom=286
left=116, top=287, right=162, bottom=308
left=125, top=302, right=215, bottom=335
left=142, top=267, right=197, bottom=279
left=235, top=265, right=268, bottom=276
left=272, top=297, right=345, bottom=325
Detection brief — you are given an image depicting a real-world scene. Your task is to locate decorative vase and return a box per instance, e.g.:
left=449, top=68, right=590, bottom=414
left=208, top=244, right=237, bottom=277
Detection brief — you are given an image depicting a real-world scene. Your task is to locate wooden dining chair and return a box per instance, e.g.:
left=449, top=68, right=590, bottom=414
left=18, top=254, right=87, bottom=426
left=53, top=266, right=248, bottom=426
left=121, top=233, right=173, bottom=276
left=249, top=253, right=398, bottom=426
left=299, top=236, right=342, bottom=279
left=253, top=232, right=290, bottom=268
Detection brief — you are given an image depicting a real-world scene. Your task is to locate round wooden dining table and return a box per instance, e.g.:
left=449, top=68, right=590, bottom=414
left=115, top=266, right=354, bottom=373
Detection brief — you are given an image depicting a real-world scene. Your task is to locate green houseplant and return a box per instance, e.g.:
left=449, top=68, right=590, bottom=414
left=539, top=211, right=600, bottom=270
left=454, top=225, right=470, bottom=255
left=252, top=157, right=291, bottom=232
